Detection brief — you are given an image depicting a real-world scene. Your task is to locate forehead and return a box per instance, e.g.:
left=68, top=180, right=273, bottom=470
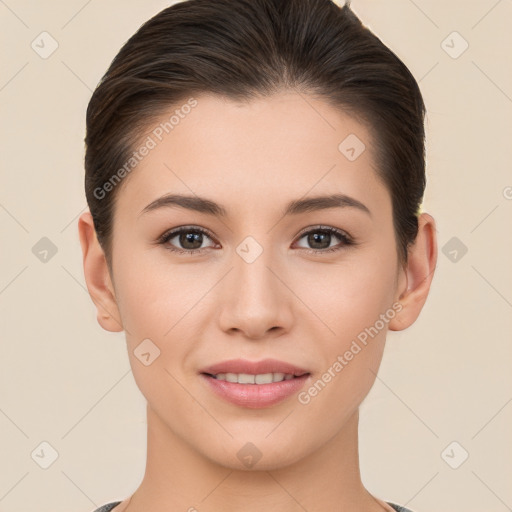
left=115, top=91, right=389, bottom=220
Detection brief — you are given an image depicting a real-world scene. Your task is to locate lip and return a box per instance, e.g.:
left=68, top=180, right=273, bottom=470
left=199, top=358, right=311, bottom=409
left=200, top=358, right=310, bottom=377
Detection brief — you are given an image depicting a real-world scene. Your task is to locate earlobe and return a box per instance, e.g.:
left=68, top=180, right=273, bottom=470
left=78, top=211, right=124, bottom=333
left=388, top=212, right=438, bottom=332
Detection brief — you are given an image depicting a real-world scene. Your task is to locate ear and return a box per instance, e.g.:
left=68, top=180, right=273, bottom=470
left=78, top=211, right=124, bottom=332
left=389, top=212, right=438, bottom=331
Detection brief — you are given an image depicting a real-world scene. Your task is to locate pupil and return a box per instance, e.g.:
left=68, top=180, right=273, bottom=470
left=181, top=232, right=202, bottom=249
left=309, top=232, right=330, bottom=249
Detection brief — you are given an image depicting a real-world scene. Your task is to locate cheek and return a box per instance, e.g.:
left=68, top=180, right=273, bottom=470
left=111, top=259, right=195, bottom=407
left=111, top=241, right=209, bottom=372
left=293, top=243, right=397, bottom=403
left=295, top=246, right=398, bottom=341
left=295, top=271, right=395, bottom=432
left=112, top=243, right=187, bottom=337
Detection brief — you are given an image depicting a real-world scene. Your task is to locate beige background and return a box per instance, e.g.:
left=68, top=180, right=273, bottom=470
left=1, top=1, right=511, bottom=511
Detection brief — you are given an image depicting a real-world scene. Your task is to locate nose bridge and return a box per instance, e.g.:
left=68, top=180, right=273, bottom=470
left=218, top=233, right=291, bottom=338
left=234, top=234, right=280, bottom=310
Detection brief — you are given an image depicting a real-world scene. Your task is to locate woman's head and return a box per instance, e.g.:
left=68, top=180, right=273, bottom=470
left=79, top=0, right=436, bottom=472
left=84, top=0, right=426, bottom=272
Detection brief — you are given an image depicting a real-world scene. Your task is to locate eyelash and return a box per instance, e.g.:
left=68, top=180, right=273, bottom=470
left=157, top=225, right=355, bottom=256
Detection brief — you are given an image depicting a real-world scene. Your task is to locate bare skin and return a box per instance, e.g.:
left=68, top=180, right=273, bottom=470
left=79, top=91, right=437, bottom=512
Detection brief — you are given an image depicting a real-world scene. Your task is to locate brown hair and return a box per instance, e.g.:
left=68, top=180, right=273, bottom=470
left=84, top=0, right=426, bottom=270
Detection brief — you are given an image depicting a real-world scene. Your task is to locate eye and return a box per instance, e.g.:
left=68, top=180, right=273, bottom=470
left=293, top=225, right=354, bottom=254
left=158, top=226, right=217, bottom=255
left=157, top=224, right=355, bottom=256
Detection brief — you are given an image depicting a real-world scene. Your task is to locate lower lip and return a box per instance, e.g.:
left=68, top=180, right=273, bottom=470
left=200, top=373, right=311, bottom=408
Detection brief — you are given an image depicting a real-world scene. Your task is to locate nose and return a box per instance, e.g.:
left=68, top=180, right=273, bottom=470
left=217, top=241, right=294, bottom=340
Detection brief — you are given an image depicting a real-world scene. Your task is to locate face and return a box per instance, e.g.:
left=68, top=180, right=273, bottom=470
left=105, top=91, right=406, bottom=469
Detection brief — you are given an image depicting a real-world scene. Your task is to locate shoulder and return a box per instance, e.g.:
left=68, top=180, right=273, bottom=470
left=90, top=502, right=122, bottom=512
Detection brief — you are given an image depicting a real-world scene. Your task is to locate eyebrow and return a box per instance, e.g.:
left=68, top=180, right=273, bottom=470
left=139, top=193, right=371, bottom=218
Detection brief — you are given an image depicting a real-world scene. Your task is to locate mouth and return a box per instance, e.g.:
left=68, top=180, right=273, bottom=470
left=199, top=359, right=311, bottom=408
left=204, top=372, right=300, bottom=384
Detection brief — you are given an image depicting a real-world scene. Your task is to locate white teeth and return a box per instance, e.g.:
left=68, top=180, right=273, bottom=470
left=213, top=372, right=295, bottom=384
left=238, top=373, right=255, bottom=384
left=255, top=373, right=274, bottom=384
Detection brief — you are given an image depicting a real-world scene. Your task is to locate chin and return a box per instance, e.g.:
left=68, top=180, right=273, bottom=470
left=197, top=433, right=314, bottom=472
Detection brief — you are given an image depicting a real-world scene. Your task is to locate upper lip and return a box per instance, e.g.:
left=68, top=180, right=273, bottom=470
left=200, top=358, right=310, bottom=377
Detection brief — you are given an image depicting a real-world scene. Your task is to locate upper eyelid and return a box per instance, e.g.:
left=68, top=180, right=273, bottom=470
left=295, top=225, right=350, bottom=239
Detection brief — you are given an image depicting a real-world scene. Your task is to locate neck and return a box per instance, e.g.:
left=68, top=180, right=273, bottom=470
left=121, top=405, right=390, bottom=512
